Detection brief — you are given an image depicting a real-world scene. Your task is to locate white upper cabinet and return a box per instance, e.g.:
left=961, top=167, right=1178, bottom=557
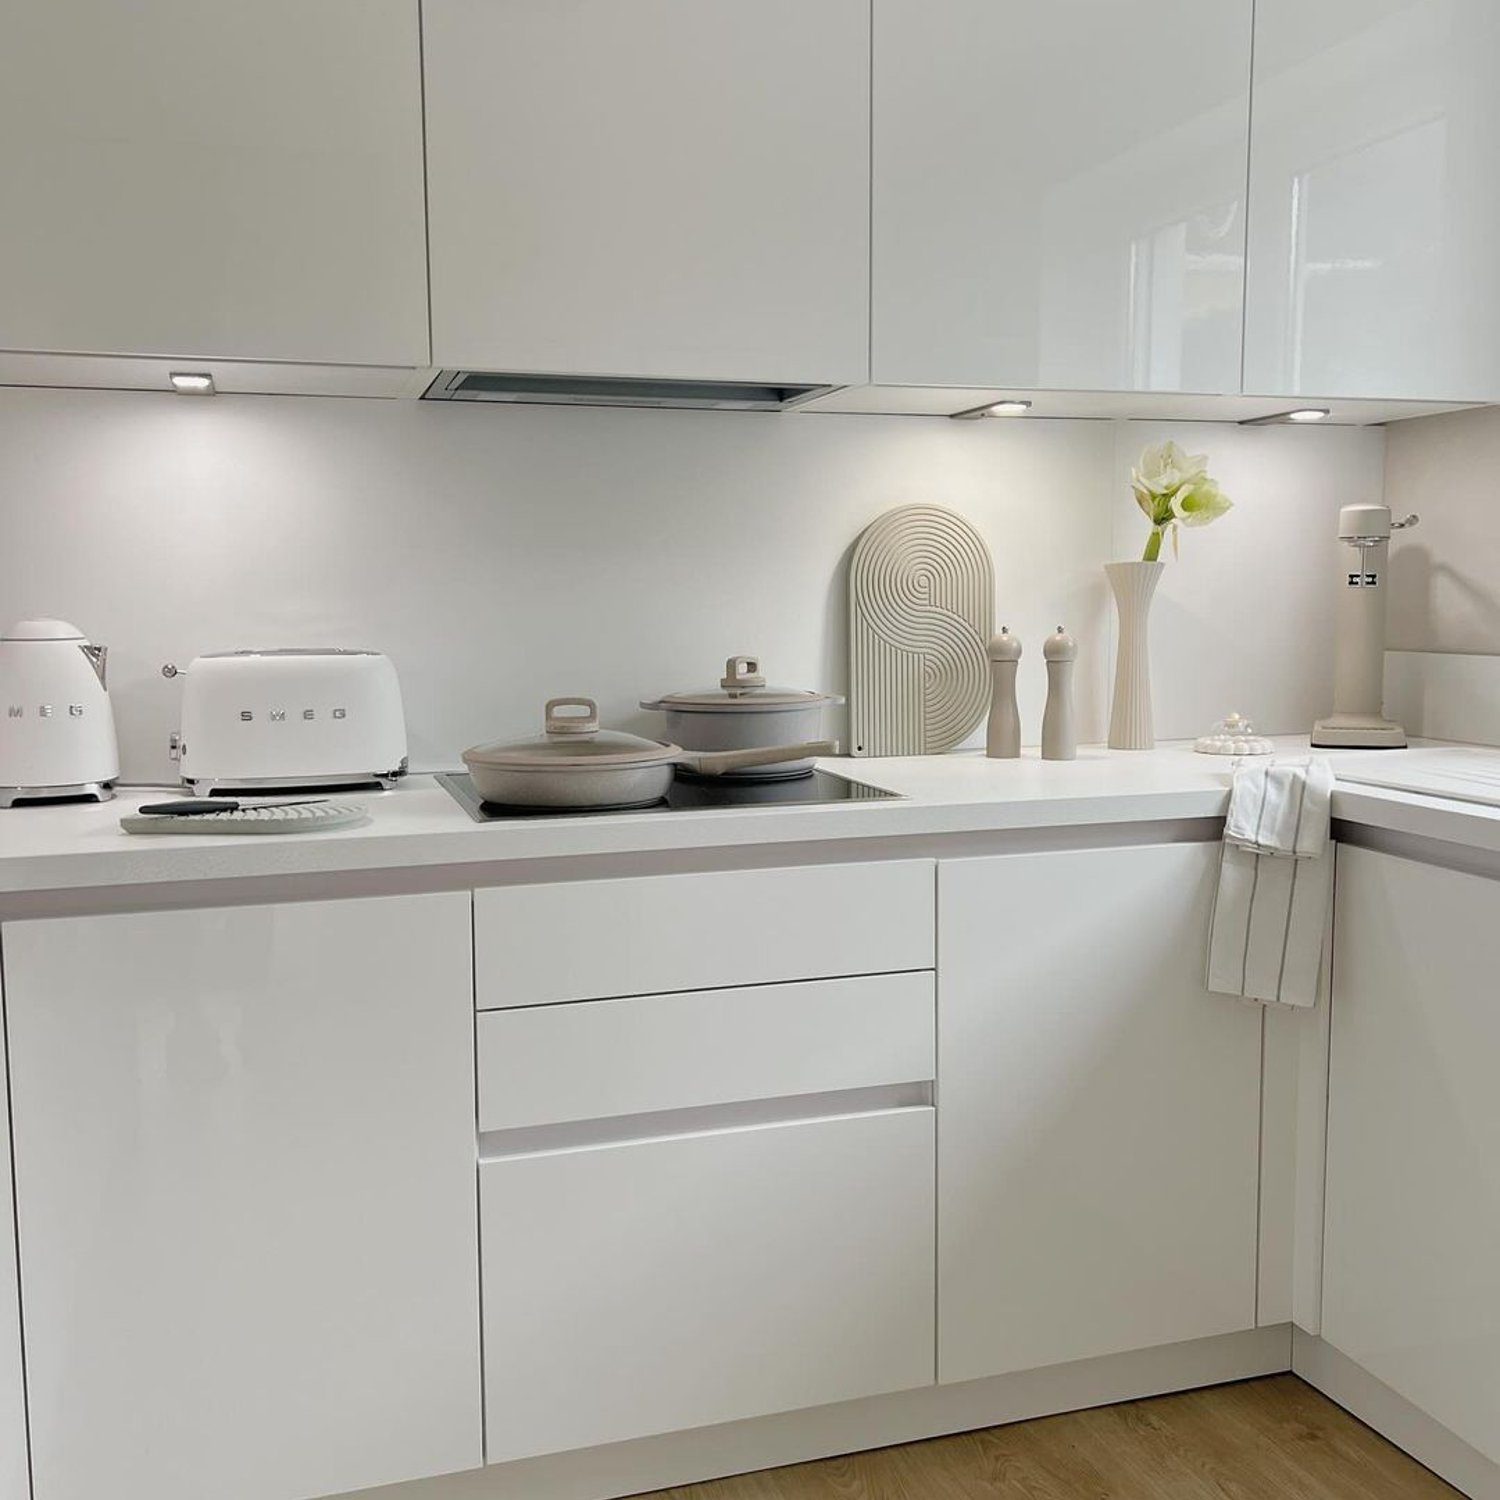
left=0, top=1, right=429, bottom=368
left=872, top=1, right=1253, bottom=393
left=423, top=0, right=870, bottom=386
left=0, top=998, right=26, bottom=1500
left=1244, top=0, right=1500, bottom=401
left=5, top=894, right=482, bottom=1500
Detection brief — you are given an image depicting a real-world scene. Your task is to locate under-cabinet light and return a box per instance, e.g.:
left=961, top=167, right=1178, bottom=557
left=1239, top=406, right=1331, bottom=426
left=169, top=372, right=216, bottom=395
left=950, top=398, right=1033, bottom=420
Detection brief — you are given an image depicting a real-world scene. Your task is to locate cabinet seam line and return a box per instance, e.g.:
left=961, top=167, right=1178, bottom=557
left=470, top=890, right=487, bottom=1465
left=1239, top=0, right=1256, bottom=393
left=0, top=928, right=37, bottom=1500
left=866, top=0, right=874, bottom=384
left=417, top=0, right=436, bottom=368
left=931, top=859, right=940, bottom=1383
left=475, top=966, right=935, bottom=1013
left=1254, top=1005, right=1265, bottom=1329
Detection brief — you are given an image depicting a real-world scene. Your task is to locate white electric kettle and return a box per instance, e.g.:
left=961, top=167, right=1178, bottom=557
left=0, top=619, right=120, bottom=806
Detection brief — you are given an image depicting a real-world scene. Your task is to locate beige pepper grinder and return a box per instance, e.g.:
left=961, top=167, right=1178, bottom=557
left=1041, top=626, right=1078, bottom=761
left=986, top=627, right=1022, bottom=758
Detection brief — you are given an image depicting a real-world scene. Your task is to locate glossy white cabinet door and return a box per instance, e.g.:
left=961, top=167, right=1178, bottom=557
left=873, top=1, right=1252, bottom=392
left=5, top=894, right=482, bottom=1500
left=1324, top=849, right=1500, bottom=1464
left=424, top=0, right=869, bottom=385
left=482, top=1106, right=935, bottom=1461
left=0, top=993, right=26, bottom=1500
left=1245, top=1, right=1500, bottom=400
left=938, top=845, right=1262, bottom=1383
left=0, top=1, right=428, bottom=366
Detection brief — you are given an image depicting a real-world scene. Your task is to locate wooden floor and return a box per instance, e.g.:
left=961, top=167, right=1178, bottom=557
left=640, top=1376, right=1460, bottom=1500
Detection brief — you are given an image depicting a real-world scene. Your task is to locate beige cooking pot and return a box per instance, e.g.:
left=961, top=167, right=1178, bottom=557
left=462, top=698, right=836, bottom=810
left=640, top=654, right=843, bottom=777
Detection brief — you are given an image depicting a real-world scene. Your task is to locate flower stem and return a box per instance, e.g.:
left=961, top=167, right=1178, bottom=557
left=1142, top=527, right=1163, bottom=563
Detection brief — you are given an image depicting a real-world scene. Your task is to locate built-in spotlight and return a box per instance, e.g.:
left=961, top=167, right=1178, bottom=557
left=1239, top=406, right=1331, bottom=426
left=950, top=398, right=1033, bottom=420
left=169, top=371, right=216, bottom=395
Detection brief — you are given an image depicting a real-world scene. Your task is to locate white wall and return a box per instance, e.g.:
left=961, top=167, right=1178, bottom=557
left=0, top=387, right=1382, bottom=780
left=1112, top=420, right=1386, bottom=743
left=1377, top=405, right=1500, bottom=746
left=1383, top=405, right=1500, bottom=654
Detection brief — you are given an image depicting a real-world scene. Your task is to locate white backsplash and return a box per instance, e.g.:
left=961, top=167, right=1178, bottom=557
left=0, top=387, right=1383, bottom=780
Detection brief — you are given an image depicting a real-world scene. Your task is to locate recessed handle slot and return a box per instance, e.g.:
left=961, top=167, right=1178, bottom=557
left=478, top=1081, right=933, bottom=1162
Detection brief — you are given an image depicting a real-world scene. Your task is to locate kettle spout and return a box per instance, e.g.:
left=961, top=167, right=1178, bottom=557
left=79, top=642, right=108, bottom=688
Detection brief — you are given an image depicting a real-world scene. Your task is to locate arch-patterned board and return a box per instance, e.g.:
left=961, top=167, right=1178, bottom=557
left=848, top=504, right=994, bottom=756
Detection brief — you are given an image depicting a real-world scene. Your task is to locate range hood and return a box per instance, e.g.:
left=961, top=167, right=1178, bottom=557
left=422, top=370, right=838, bottom=411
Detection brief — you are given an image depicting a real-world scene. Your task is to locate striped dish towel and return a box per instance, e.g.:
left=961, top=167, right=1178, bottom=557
left=1207, top=758, right=1334, bottom=1008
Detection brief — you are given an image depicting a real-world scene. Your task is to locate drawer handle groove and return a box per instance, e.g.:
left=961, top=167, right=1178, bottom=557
left=478, top=1082, right=932, bottom=1162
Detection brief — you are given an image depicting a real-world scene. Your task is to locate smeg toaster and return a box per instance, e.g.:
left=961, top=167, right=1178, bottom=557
left=166, top=648, right=408, bottom=794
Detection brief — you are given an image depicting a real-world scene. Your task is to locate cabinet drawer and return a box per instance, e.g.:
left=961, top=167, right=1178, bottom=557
left=477, top=971, right=934, bottom=1133
left=473, top=860, right=934, bottom=1009
left=480, top=1105, right=935, bottom=1461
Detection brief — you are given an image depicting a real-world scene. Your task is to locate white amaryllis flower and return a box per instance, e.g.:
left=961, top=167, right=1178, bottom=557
left=1133, top=441, right=1208, bottom=500
left=1129, top=440, right=1232, bottom=561
left=1171, top=477, right=1233, bottom=527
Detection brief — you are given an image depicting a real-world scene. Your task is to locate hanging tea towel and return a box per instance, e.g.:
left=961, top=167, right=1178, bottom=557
left=1207, top=758, right=1335, bottom=1008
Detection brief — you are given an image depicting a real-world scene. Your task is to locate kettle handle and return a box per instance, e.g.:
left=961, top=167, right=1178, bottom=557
left=79, top=643, right=108, bottom=689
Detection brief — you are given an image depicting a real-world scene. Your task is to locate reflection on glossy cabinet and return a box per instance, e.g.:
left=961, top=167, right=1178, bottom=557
left=1245, top=0, right=1500, bottom=400
left=0, top=1, right=428, bottom=366
left=1324, top=848, right=1500, bottom=1464
left=938, top=844, right=1262, bottom=1383
left=4, top=894, right=482, bottom=1500
left=0, top=995, right=26, bottom=1500
left=872, top=0, right=1252, bottom=392
left=423, top=0, right=869, bottom=385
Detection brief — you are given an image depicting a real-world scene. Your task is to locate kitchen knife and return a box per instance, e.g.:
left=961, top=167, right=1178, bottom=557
left=136, top=798, right=332, bottom=816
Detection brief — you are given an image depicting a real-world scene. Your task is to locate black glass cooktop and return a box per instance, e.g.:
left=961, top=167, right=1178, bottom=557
left=436, top=769, right=901, bottom=823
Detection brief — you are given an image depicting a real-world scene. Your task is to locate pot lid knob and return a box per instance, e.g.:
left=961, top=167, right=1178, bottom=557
left=720, top=655, right=767, bottom=694
left=544, top=697, right=600, bottom=738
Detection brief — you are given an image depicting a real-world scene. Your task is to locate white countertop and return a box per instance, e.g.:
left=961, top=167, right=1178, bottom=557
left=2, top=739, right=1497, bottom=897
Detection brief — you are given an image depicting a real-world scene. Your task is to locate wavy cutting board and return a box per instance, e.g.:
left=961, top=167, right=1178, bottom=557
left=848, top=504, right=994, bottom=757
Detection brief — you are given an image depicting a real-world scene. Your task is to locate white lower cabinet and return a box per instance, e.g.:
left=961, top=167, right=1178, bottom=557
left=3, top=894, right=483, bottom=1500
left=481, top=1105, right=935, bottom=1462
left=1324, top=847, right=1500, bottom=1465
left=0, top=994, right=26, bottom=1500
left=938, top=844, right=1263, bottom=1383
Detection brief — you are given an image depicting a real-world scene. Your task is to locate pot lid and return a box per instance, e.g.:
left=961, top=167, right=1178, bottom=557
left=462, top=698, right=681, bottom=771
left=641, top=654, right=844, bottom=713
left=3, top=618, right=86, bottom=642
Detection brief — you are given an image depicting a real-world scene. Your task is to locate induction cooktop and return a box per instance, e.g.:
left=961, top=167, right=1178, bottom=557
left=436, top=769, right=901, bottom=823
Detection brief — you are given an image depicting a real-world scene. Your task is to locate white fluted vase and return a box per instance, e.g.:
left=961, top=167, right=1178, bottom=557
left=1106, top=560, right=1164, bottom=750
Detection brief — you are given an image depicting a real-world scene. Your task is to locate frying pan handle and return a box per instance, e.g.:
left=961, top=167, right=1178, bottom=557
left=677, top=739, right=839, bottom=776
left=544, top=697, right=600, bottom=737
